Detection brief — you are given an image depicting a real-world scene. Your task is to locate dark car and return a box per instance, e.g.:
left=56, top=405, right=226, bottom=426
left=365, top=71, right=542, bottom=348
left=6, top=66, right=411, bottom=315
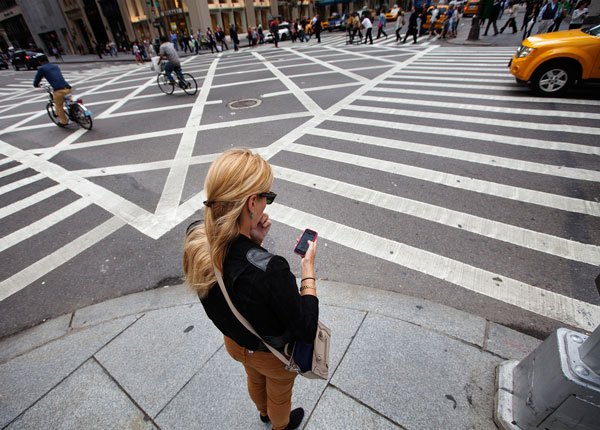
left=11, top=50, right=48, bottom=71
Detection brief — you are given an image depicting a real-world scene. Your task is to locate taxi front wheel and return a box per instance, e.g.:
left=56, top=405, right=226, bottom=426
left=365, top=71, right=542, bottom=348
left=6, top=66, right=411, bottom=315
left=531, top=62, right=574, bottom=97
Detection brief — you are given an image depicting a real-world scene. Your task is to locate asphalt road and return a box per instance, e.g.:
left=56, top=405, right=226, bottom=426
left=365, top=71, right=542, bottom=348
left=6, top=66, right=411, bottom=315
left=0, top=32, right=599, bottom=340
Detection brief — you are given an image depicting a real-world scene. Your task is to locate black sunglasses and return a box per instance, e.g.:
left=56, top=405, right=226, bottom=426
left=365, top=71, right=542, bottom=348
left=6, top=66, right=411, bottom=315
left=258, top=191, right=277, bottom=205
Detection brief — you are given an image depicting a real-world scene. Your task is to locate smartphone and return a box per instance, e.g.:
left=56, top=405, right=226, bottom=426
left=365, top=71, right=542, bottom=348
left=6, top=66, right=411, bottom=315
left=294, top=228, right=318, bottom=257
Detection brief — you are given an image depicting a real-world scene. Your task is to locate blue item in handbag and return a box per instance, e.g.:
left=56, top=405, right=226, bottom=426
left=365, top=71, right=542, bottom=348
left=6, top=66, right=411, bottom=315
left=292, top=342, right=314, bottom=373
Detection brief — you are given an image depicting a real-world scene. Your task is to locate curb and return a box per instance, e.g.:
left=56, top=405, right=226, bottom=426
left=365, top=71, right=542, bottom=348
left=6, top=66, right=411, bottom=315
left=494, top=360, right=521, bottom=430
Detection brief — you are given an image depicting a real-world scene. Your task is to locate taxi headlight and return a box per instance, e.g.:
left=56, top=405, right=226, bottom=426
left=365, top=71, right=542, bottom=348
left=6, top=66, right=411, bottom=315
left=515, top=46, right=535, bottom=58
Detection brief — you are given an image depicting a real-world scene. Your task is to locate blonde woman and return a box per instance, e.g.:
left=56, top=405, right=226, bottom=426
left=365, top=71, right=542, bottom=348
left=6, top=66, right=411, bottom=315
left=183, top=148, right=318, bottom=430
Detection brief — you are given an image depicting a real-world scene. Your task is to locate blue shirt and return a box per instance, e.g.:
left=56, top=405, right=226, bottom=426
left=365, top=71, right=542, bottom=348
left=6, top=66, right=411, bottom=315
left=33, top=63, right=70, bottom=90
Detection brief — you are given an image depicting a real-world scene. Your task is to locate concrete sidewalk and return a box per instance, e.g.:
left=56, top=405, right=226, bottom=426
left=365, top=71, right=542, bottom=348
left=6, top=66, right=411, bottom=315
left=0, top=281, right=542, bottom=429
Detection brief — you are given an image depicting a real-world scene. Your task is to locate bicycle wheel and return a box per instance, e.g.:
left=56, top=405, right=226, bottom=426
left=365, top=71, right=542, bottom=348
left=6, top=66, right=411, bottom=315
left=181, top=73, right=198, bottom=96
left=46, top=102, right=61, bottom=126
left=72, top=104, right=93, bottom=130
left=157, top=73, right=174, bottom=95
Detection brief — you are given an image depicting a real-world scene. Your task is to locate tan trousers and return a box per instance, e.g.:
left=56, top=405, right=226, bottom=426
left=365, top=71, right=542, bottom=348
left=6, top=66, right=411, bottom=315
left=53, top=88, right=72, bottom=125
left=224, top=336, right=297, bottom=430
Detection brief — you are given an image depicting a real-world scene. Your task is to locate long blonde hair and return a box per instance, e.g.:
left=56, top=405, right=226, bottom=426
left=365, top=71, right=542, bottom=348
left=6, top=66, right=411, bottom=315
left=183, top=148, right=273, bottom=297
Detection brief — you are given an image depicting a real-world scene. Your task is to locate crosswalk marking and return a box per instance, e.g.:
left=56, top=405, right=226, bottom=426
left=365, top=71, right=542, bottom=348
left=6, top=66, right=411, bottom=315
left=267, top=203, right=600, bottom=331
left=345, top=103, right=600, bottom=136
left=284, top=142, right=600, bottom=217
left=1, top=45, right=598, bottom=332
left=331, top=115, right=600, bottom=155
left=307, top=127, right=600, bottom=182
left=273, top=165, right=600, bottom=265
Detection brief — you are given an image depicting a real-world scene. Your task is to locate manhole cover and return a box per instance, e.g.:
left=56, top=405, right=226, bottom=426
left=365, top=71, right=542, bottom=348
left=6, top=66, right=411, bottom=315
left=227, top=98, right=262, bottom=110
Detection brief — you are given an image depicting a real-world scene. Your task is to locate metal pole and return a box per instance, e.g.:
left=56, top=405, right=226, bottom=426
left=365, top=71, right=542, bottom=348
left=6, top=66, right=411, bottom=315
left=579, top=324, right=600, bottom=375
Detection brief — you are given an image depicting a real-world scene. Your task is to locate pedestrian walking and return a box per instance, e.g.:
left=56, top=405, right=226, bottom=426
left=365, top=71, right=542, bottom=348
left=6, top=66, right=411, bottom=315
left=362, top=13, right=374, bottom=44
left=395, top=10, right=406, bottom=42
left=258, top=25, right=265, bottom=44
left=523, top=1, right=541, bottom=39
left=377, top=11, right=388, bottom=39
left=549, top=0, right=568, bottom=31
left=500, top=1, right=520, bottom=33
left=270, top=18, right=280, bottom=47
left=537, top=0, right=561, bottom=33
left=215, top=26, right=229, bottom=51
left=95, top=42, right=103, bottom=59
left=568, top=1, right=588, bottom=29
left=230, top=24, right=239, bottom=51
left=484, top=0, right=502, bottom=35
left=313, top=14, right=323, bottom=43
left=442, top=5, right=458, bottom=38
left=428, top=6, right=440, bottom=38
left=350, top=13, right=363, bottom=43
left=206, top=28, right=218, bottom=53
left=183, top=148, right=319, bottom=430
left=402, top=6, right=420, bottom=44
left=51, top=46, right=62, bottom=61
left=170, top=32, right=178, bottom=50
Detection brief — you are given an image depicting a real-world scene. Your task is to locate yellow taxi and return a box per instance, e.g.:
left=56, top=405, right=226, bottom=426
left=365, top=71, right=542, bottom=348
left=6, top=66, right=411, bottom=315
left=425, top=5, right=448, bottom=32
left=305, top=19, right=329, bottom=34
left=509, top=25, right=600, bottom=96
left=385, top=5, right=402, bottom=21
left=462, top=0, right=479, bottom=17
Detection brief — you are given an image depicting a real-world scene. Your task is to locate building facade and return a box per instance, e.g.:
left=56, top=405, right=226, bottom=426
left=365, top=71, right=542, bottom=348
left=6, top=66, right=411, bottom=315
left=0, top=0, right=71, bottom=53
left=1, top=0, right=368, bottom=55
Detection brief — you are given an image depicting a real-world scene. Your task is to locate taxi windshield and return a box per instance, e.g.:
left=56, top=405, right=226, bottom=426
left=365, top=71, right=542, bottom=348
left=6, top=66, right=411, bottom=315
left=581, top=24, right=600, bottom=36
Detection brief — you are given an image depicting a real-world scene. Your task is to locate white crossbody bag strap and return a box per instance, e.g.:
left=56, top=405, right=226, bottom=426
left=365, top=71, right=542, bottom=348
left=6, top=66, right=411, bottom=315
left=214, top=267, right=291, bottom=365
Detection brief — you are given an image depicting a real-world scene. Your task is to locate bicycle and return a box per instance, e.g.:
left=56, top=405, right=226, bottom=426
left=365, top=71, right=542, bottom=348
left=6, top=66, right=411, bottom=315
left=44, top=85, right=93, bottom=130
left=156, top=65, right=198, bottom=96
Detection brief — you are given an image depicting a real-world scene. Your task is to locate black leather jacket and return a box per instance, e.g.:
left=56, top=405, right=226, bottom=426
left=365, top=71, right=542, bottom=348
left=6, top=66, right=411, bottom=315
left=199, top=234, right=319, bottom=351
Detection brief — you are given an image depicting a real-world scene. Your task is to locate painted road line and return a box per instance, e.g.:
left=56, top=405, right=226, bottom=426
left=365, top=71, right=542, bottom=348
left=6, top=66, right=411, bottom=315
left=282, top=47, right=367, bottom=83
left=108, top=103, right=195, bottom=118
left=370, top=86, right=600, bottom=107
left=253, top=51, right=325, bottom=116
left=267, top=202, right=600, bottom=331
left=332, top=114, right=600, bottom=156
left=273, top=165, right=600, bottom=265
left=345, top=103, right=600, bottom=136
left=307, top=127, right=600, bottom=182
left=0, top=173, right=45, bottom=195
left=382, top=80, right=526, bottom=91
left=323, top=45, right=409, bottom=65
left=29, top=112, right=311, bottom=156
left=0, top=140, right=154, bottom=234
left=154, top=56, right=220, bottom=220
left=0, top=184, right=66, bottom=221
left=262, top=82, right=362, bottom=98
left=0, top=216, right=126, bottom=303
left=386, top=75, right=515, bottom=83
left=284, top=142, right=600, bottom=217
left=0, top=198, right=91, bottom=253
left=258, top=46, right=437, bottom=162
left=360, top=93, right=600, bottom=120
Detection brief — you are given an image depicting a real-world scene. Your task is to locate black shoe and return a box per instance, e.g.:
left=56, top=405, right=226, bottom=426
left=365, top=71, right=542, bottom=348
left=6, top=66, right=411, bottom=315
left=284, top=408, right=304, bottom=430
left=259, top=413, right=270, bottom=423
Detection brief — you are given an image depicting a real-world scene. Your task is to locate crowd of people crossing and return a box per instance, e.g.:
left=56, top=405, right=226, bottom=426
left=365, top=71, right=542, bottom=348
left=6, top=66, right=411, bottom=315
left=112, top=0, right=592, bottom=64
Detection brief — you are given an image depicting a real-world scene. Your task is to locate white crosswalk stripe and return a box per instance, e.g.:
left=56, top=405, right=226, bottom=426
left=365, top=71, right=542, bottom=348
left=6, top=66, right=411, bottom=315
left=0, top=45, right=598, bottom=332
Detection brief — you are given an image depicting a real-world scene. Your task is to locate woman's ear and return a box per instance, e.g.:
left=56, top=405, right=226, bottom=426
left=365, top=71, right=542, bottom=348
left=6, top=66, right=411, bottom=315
left=247, top=194, right=256, bottom=212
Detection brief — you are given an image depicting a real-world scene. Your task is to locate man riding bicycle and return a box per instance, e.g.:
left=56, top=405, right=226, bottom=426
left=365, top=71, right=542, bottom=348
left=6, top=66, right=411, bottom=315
left=158, top=36, right=186, bottom=86
left=33, top=58, right=71, bottom=126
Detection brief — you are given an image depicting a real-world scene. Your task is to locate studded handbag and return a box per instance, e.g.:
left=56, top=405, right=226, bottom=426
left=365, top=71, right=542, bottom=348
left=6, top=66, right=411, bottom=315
left=214, top=267, right=331, bottom=380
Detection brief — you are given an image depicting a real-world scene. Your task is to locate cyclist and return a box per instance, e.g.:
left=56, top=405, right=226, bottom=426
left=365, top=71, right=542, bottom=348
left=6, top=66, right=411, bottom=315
left=158, top=36, right=187, bottom=87
left=32, top=58, right=71, bottom=126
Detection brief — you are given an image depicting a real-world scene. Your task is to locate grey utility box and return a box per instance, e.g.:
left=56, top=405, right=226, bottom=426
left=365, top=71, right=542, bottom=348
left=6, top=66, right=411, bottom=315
left=512, top=328, right=600, bottom=429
